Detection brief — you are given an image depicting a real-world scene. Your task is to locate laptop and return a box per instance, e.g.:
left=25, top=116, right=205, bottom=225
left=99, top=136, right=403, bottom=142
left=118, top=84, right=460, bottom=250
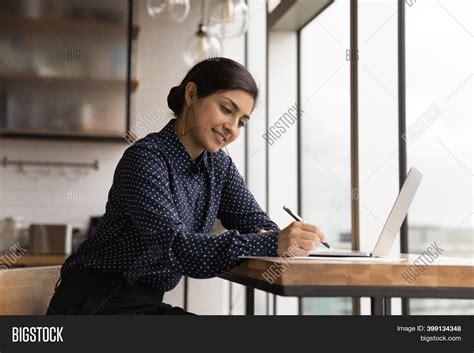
left=309, top=167, right=423, bottom=258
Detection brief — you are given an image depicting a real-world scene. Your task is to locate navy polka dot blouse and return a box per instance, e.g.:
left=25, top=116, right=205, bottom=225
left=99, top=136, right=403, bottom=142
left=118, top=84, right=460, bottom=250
left=62, top=118, right=280, bottom=291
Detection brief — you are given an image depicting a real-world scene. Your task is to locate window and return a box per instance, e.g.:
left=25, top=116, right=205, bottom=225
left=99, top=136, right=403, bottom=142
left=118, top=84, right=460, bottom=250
left=358, top=0, right=401, bottom=314
left=405, top=0, right=473, bottom=314
left=299, top=0, right=352, bottom=315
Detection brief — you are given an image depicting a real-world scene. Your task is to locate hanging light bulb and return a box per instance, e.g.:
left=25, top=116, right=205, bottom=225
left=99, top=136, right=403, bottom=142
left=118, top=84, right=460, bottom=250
left=146, top=0, right=167, bottom=17
left=209, top=0, right=248, bottom=39
left=182, top=0, right=222, bottom=66
left=183, top=23, right=222, bottom=66
left=147, top=0, right=190, bottom=23
left=166, top=0, right=190, bottom=23
left=221, top=0, right=235, bottom=22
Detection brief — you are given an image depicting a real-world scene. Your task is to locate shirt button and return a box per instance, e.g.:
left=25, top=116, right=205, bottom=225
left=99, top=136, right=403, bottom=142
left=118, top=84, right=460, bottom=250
left=194, top=175, right=199, bottom=180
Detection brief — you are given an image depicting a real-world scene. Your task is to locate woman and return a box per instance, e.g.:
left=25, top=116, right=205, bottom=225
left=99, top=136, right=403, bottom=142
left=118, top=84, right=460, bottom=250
left=47, top=58, right=326, bottom=315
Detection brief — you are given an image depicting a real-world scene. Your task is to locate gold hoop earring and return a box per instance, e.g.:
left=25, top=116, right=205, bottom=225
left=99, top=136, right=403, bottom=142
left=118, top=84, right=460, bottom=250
left=181, top=104, right=198, bottom=137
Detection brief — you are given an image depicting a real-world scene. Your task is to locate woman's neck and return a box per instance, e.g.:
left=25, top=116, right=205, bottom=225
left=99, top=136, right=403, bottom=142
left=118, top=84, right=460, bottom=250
left=173, top=117, right=204, bottom=161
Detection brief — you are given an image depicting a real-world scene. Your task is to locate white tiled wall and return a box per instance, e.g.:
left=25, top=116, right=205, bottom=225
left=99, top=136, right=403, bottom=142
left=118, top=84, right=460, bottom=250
left=0, top=138, right=124, bottom=227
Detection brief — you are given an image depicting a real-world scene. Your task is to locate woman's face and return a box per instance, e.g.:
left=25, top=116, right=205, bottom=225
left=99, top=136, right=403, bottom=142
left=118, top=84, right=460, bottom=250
left=185, top=85, right=254, bottom=153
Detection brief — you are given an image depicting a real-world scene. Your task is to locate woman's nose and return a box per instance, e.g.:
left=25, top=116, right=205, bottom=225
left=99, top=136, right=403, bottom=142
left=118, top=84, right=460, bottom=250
left=223, top=123, right=237, bottom=138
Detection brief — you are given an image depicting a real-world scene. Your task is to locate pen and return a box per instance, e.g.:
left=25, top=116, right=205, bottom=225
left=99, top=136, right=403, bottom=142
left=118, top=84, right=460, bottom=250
left=283, top=205, right=332, bottom=249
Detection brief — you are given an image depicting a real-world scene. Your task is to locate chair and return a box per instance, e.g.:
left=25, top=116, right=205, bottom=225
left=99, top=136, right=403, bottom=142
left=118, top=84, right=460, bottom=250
left=0, top=266, right=60, bottom=314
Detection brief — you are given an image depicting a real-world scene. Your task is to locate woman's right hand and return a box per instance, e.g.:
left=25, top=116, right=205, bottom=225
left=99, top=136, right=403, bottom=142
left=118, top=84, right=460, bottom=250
left=277, top=221, right=326, bottom=257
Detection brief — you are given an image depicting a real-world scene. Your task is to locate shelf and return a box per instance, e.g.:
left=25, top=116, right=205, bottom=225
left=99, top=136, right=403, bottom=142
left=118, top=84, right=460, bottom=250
left=0, top=129, right=130, bottom=143
left=0, top=15, right=140, bottom=39
left=0, top=73, right=138, bottom=91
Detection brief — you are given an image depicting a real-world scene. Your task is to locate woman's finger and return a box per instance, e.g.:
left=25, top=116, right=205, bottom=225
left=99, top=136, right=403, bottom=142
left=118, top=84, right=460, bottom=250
left=298, top=230, right=322, bottom=243
left=297, top=239, right=317, bottom=251
left=315, top=228, right=327, bottom=243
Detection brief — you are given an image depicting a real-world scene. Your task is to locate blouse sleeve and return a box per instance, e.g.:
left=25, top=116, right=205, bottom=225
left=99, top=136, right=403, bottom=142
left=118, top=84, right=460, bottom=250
left=116, top=145, right=279, bottom=279
left=217, top=159, right=280, bottom=235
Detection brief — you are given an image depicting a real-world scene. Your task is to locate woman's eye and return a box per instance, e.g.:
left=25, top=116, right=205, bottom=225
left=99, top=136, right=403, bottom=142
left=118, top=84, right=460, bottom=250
left=238, top=120, right=247, bottom=128
left=221, top=106, right=232, bottom=115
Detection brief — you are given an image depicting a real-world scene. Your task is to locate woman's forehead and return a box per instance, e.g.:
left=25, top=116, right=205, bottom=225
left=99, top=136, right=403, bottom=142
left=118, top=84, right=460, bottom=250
left=213, top=90, right=254, bottom=113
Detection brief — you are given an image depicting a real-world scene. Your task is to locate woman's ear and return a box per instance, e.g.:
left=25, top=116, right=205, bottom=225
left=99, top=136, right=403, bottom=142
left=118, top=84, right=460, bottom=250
left=184, top=82, right=197, bottom=106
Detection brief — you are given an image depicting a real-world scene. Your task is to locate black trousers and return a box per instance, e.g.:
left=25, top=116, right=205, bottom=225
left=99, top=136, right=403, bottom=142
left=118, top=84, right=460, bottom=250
left=46, top=269, right=194, bottom=315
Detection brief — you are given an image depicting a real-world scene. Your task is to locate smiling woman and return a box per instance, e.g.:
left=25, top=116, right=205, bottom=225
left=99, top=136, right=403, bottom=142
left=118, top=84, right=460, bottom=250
left=46, top=57, right=325, bottom=315
left=43, top=57, right=322, bottom=316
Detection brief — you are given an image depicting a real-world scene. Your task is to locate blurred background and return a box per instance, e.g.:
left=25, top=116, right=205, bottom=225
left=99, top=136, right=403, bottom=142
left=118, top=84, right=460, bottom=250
left=0, top=0, right=472, bottom=315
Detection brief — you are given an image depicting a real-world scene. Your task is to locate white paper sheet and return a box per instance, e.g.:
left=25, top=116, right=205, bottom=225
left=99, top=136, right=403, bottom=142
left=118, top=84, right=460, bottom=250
left=239, top=256, right=407, bottom=262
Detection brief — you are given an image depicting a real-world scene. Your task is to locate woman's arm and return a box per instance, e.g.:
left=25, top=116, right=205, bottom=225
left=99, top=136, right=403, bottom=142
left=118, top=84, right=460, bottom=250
left=116, top=144, right=278, bottom=279
left=217, top=159, right=280, bottom=234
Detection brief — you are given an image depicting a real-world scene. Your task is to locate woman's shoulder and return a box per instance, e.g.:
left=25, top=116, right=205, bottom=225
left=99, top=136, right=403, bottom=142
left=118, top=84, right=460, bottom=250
left=121, top=134, right=167, bottom=168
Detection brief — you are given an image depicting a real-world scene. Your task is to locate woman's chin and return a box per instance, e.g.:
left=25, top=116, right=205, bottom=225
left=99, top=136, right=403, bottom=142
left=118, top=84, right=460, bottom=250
left=207, top=145, right=222, bottom=153
left=204, top=140, right=224, bottom=153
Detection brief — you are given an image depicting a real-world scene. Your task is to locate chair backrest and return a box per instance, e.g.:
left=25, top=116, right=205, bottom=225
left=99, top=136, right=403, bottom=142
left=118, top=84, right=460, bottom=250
left=0, top=266, right=60, bottom=315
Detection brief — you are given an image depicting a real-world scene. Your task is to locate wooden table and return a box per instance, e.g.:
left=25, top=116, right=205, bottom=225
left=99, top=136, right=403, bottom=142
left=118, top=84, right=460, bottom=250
left=219, top=254, right=474, bottom=315
left=0, top=254, right=68, bottom=267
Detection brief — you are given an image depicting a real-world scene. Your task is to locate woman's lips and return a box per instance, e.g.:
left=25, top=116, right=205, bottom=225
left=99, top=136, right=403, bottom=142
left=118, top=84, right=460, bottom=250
left=212, top=129, right=225, bottom=144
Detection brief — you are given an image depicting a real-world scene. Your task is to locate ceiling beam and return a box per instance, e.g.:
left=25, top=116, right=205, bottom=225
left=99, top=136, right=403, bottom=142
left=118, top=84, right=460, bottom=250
left=269, top=0, right=334, bottom=31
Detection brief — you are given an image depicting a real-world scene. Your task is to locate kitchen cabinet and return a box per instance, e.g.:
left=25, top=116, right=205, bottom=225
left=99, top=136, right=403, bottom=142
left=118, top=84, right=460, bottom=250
left=0, top=0, right=138, bottom=141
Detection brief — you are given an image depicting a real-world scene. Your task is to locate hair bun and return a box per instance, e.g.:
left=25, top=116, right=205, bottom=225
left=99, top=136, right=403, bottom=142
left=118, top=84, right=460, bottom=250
left=167, top=85, right=183, bottom=116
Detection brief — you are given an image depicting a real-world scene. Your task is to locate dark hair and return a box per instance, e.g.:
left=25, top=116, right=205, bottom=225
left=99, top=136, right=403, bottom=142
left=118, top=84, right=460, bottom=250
left=167, top=57, right=258, bottom=117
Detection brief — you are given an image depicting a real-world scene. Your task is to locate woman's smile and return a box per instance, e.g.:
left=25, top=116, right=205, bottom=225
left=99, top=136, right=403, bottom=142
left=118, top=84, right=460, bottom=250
left=211, top=128, right=227, bottom=145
